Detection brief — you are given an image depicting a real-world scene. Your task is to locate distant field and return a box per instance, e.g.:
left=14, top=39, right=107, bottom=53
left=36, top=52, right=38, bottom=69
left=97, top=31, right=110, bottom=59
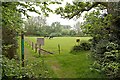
left=24, top=37, right=105, bottom=78
left=25, top=37, right=92, bottom=54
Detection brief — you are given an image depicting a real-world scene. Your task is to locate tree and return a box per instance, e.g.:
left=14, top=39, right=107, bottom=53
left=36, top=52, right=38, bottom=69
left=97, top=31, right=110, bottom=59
left=61, top=29, right=70, bottom=36
left=62, top=25, right=71, bottom=29
left=51, top=22, right=62, bottom=33
left=69, top=30, right=76, bottom=36
left=73, top=22, right=84, bottom=36
left=24, top=16, right=47, bottom=36
left=81, top=9, right=110, bottom=36
left=2, top=2, right=23, bottom=59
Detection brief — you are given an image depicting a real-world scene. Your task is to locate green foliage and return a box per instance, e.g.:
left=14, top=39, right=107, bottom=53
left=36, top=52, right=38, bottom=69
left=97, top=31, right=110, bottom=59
left=2, top=56, right=35, bottom=79
left=73, top=21, right=84, bottom=36
left=49, top=32, right=61, bottom=37
left=101, top=61, right=120, bottom=77
left=69, top=30, right=76, bottom=36
left=24, top=16, right=47, bottom=36
left=2, top=1, right=63, bottom=59
left=24, top=20, right=78, bottom=37
left=81, top=10, right=112, bottom=37
left=91, top=41, right=120, bottom=78
left=80, top=42, right=91, bottom=50
left=55, top=2, right=107, bottom=19
left=2, top=2, right=23, bottom=59
left=81, top=8, right=120, bottom=77
left=71, top=42, right=91, bottom=53
left=2, top=56, right=50, bottom=79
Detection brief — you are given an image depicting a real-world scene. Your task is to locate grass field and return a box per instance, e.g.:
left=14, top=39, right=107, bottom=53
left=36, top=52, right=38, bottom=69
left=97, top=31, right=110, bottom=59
left=25, top=37, right=91, bottom=54
left=24, top=37, right=105, bottom=78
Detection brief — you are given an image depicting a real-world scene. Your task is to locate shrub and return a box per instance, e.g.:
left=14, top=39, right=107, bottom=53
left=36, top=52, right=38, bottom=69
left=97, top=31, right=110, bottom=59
left=91, top=41, right=120, bottom=78
left=2, top=56, right=50, bottom=80
left=80, top=42, right=91, bottom=50
left=71, top=42, right=91, bottom=53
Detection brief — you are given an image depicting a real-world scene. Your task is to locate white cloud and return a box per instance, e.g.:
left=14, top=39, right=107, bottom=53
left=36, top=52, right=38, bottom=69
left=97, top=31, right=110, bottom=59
left=46, top=13, right=77, bottom=27
left=46, top=0, right=84, bottom=27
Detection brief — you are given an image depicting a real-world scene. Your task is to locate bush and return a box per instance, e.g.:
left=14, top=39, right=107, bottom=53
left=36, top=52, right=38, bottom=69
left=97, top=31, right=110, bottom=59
left=91, top=41, right=120, bottom=78
left=2, top=56, right=50, bottom=80
left=71, top=42, right=91, bottom=53
left=80, top=42, right=91, bottom=50
left=49, top=33, right=61, bottom=37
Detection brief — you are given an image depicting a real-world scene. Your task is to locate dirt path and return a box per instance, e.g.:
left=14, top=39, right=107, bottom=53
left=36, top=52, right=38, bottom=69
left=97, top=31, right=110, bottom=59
left=44, top=57, right=66, bottom=78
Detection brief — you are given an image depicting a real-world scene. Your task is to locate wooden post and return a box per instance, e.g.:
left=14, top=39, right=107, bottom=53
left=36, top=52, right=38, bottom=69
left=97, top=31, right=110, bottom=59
left=21, top=33, right=24, bottom=67
left=35, top=43, right=37, bottom=53
left=39, top=44, right=41, bottom=57
left=32, top=42, right=34, bottom=50
left=58, top=44, right=60, bottom=54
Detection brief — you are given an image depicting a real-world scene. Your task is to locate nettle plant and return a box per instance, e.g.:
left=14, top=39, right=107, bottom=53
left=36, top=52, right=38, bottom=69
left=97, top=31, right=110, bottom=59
left=71, top=42, right=91, bottom=53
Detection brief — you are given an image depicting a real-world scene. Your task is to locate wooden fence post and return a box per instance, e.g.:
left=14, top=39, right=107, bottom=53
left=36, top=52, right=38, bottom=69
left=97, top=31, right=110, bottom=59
left=35, top=43, right=37, bottom=53
left=21, top=33, right=24, bottom=67
left=39, top=44, right=41, bottom=57
left=32, top=42, right=34, bottom=50
left=58, top=44, right=60, bottom=54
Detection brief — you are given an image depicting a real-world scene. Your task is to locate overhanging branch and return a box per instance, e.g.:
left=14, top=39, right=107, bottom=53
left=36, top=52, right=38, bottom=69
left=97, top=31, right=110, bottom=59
left=69, top=2, right=106, bottom=19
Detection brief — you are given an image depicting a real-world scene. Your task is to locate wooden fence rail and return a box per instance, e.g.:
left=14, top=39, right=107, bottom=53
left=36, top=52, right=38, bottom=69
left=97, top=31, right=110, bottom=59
left=24, top=39, right=53, bottom=56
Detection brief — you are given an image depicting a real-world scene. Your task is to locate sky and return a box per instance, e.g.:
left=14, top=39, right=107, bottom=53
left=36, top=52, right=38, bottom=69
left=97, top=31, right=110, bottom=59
left=25, top=0, right=85, bottom=27
left=27, top=11, right=85, bottom=27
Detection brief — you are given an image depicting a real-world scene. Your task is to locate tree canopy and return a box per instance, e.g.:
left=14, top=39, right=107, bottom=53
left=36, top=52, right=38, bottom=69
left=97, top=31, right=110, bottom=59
left=55, top=2, right=107, bottom=19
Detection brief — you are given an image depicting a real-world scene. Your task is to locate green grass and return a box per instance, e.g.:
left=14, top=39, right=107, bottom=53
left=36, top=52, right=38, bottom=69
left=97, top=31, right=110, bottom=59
left=24, top=37, right=105, bottom=78
left=24, top=43, right=51, bottom=77
left=25, top=37, right=91, bottom=53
